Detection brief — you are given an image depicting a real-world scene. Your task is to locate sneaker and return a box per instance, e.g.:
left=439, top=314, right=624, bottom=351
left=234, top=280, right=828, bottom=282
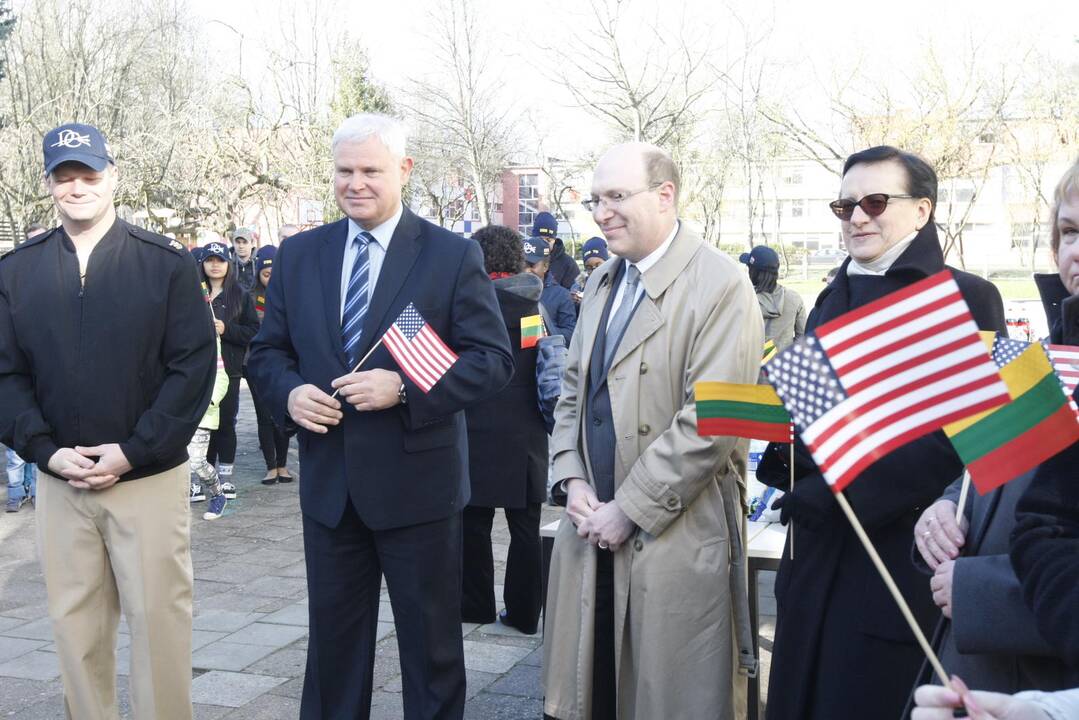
left=189, top=482, right=206, bottom=503
left=6, top=496, right=27, bottom=513
left=220, top=481, right=237, bottom=499
left=203, top=493, right=227, bottom=520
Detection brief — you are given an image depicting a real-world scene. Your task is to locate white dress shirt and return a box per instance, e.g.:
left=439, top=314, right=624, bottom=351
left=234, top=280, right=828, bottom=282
left=605, top=221, right=679, bottom=331
left=340, top=204, right=404, bottom=322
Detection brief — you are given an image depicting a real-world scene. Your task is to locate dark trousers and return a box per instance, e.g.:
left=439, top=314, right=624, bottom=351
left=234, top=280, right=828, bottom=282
left=592, top=550, right=617, bottom=720
left=460, top=503, right=542, bottom=632
left=248, top=373, right=290, bottom=470
left=300, top=501, right=466, bottom=720
left=206, top=375, right=240, bottom=466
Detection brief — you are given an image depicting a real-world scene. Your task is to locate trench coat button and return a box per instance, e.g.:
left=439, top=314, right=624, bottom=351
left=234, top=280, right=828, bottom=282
left=633, top=539, right=644, bottom=551
left=664, top=496, right=679, bottom=510
left=593, top=417, right=602, bottom=426
left=639, top=362, right=648, bottom=374
left=638, top=424, right=650, bottom=435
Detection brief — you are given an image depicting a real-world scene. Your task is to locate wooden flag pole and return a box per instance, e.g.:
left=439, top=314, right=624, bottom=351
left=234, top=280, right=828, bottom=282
left=955, top=470, right=972, bottom=525
left=330, top=337, right=385, bottom=400
left=834, top=492, right=949, bottom=684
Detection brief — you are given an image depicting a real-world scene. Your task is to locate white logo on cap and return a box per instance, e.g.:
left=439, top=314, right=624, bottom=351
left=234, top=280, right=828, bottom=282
left=524, top=242, right=536, bottom=254
left=51, top=129, right=92, bottom=149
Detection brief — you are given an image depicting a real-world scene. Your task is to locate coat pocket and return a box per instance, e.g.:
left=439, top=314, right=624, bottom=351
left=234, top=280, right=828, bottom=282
left=402, top=422, right=457, bottom=453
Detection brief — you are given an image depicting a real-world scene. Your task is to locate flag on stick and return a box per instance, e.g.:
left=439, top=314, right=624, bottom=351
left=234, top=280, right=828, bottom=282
left=695, top=382, right=792, bottom=442
left=382, top=303, right=458, bottom=393
left=520, top=314, right=546, bottom=349
left=765, top=270, right=1010, bottom=492
left=944, top=335, right=1079, bottom=494
left=1046, top=343, right=1079, bottom=404
left=762, top=339, right=778, bottom=363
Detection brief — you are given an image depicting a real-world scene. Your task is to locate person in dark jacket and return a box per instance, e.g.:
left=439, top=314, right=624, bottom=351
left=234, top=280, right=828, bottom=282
left=0, top=122, right=215, bottom=719
left=231, top=227, right=258, bottom=291
left=461, top=224, right=549, bottom=634
left=1010, top=159, right=1079, bottom=670
left=248, top=245, right=293, bottom=485
left=570, top=236, right=609, bottom=304
left=903, top=468, right=1079, bottom=714
left=756, top=146, right=1007, bottom=720
left=532, top=211, right=579, bottom=292
left=522, top=237, right=576, bottom=344
left=199, top=241, right=259, bottom=498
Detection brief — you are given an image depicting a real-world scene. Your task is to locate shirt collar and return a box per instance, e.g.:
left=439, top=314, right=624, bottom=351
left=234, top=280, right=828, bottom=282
left=347, top=203, right=403, bottom=251
left=624, top=220, right=679, bottom=278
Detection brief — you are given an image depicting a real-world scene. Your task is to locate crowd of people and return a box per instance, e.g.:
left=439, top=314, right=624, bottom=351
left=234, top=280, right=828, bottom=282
left=0, top=112, right=1076, bottom=720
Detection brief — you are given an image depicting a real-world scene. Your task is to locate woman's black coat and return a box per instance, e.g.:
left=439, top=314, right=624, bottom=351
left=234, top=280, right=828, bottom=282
left=210, top=289, right=259, bottom=378
left=757, top=225, right=1007, bottom=719
left=465, top=276, right=549, bottom=509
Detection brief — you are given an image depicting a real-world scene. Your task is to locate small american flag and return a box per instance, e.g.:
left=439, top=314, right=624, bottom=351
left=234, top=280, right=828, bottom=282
left=382, top=303, right=458, bottom=393
left=765, top=270, right=1010, bottom=492
left=1046, top=343, right=1079, bottom=404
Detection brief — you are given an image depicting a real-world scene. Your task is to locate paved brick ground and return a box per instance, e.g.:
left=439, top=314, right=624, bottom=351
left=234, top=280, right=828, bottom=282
left=0, top=384, right=776, bottom=717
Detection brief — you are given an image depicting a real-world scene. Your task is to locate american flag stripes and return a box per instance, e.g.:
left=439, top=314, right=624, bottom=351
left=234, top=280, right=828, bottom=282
left=765, top=271, right=1010, bottom=492
left=1046, top=344, right=1079, bottom=403
left=382, top=303, right=458, bottom=393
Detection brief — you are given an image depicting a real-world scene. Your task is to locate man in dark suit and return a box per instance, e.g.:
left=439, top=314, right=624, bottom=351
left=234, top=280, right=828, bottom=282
left=247, top=113, right=514, bottom=720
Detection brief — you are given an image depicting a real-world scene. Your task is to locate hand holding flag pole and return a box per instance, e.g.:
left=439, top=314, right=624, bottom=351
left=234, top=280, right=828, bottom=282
left=329, top=338, right=385, bottom=400
left=331, top=303, right=459, bottom=400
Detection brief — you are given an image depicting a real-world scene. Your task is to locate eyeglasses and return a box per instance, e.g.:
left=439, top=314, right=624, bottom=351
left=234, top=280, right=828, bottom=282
left=828, top=193, right=915, bottom=221
left=582, top=183, right=661, bottom=212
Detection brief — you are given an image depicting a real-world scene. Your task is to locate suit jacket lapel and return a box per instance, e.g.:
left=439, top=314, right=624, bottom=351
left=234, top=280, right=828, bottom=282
left=353, top=207, right=423, bottom=360
left=319, top=219, right=351, bottom=368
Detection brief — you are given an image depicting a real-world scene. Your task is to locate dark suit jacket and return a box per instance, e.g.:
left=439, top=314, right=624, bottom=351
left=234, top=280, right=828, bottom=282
left=904, top=473, right=1078, bottom=715
left=247, top=208, right=514, bottom=530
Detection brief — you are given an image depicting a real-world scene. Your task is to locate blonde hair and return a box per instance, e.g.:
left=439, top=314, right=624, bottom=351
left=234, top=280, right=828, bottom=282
left=1051, top=156, right=1079, bottom=253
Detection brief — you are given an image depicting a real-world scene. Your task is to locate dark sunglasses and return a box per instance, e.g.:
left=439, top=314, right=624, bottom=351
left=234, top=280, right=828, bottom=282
left=829, top=193, right=915, bottom=221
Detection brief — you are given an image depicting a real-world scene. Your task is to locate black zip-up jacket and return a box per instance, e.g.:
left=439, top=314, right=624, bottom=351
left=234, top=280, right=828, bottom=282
left=210, top=287, right=259, bottom=376
left=0, top=219, right=216, bottom=481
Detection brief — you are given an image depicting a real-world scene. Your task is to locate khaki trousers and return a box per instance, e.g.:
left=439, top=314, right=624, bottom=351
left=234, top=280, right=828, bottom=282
left=36, top=464, right=193, bottom=720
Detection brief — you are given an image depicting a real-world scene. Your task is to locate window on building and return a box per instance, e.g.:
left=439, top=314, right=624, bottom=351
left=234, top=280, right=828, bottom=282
left=518, top=174, right=539, bottom=235
left=791, top=199, right=805, bottom=218
left=783, top=168, right=804, bottom=185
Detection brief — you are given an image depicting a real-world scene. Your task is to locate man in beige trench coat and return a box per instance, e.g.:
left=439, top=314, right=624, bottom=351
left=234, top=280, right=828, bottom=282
left=542, top=142, right=764, bottom=720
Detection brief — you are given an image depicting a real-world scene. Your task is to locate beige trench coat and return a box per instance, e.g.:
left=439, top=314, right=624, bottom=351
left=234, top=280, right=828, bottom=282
left=542, top=224, right=764, bottom=720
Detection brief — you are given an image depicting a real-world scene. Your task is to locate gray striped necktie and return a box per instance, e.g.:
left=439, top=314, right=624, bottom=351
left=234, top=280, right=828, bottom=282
left=604, top=264, right=641, bottom=367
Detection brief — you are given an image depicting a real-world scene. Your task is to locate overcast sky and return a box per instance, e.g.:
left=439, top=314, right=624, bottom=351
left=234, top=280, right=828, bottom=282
left=189, top=0, right=1079, bottom=157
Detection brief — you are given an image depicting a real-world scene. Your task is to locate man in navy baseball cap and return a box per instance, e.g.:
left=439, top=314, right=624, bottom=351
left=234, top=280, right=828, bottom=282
left=530, top=212, right=579, bottom=292
left=42, top=123, right=114, bottom=175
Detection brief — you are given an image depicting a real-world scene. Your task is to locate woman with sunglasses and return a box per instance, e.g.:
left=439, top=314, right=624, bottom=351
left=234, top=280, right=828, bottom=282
left=198, top=242, right=259, bottom=499
left=756, top=146, right=1006, bottom=720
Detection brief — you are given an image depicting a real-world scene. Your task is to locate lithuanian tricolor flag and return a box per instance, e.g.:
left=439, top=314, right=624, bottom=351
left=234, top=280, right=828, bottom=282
left=520, top=314, right=546, bottom=349
left=944, top=336, right=1079, bottom=494
left=695, top=382, right=793, bottom=442
left=762, top=339, right=778, bottom=364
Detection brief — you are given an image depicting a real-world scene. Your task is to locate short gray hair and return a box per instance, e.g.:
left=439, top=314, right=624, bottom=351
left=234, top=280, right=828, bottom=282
left=331, top=113, right=408, bottom=158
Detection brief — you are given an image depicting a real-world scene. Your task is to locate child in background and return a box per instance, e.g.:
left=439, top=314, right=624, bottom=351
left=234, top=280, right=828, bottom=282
left=189, top=330, right=231, bottom=519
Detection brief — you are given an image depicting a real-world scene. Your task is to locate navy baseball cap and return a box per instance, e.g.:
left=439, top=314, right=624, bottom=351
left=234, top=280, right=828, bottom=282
left=43, top=123, right=114, bottom=175
left=522, top=238, right=550, bottom=264
left=255, top=245, right=277, bottom=274
left=581, top=236, right=609, bottom=262
left=531, top=212, right=558, bottom=239
left=739, top=245, right=780, bottom=270
left=203, top=242, right=230, bottom=261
